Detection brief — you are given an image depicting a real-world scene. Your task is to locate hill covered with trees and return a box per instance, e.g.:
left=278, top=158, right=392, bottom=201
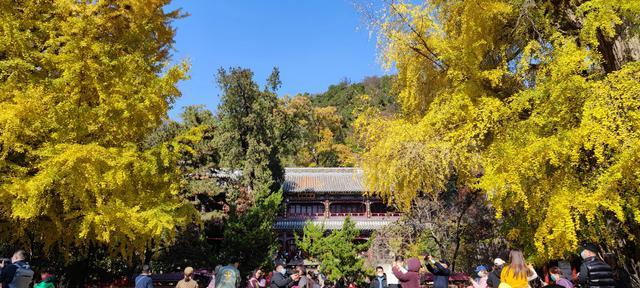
left=284, top=75, right=398, bottom=167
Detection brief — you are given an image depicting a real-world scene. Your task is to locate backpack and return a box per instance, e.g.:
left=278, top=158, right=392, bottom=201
left=9, top=262, right=34, bottom=288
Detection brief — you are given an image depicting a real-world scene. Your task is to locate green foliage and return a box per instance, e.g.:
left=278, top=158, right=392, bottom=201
left=143, top=106, right=223, bottom=272
left=145, top=105, right=225, bottom=221
left=216, top=67, right=298, bottom=193
left=312, top=76, right=398, bottom=124
left=296, top=217, right=370, bottom=284
left=221, top=190, right=283, bottom=275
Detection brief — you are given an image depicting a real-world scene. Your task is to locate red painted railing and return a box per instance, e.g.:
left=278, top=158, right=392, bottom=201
left=283, top=212, right=401, bottom=219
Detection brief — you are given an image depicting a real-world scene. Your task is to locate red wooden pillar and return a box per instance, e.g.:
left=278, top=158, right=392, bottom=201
left=323, top=200, right=331, bottom=218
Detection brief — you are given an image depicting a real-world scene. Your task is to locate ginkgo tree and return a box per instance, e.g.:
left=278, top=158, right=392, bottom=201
left=0, top=0, right=194, bottom=259
left=284, top=95, right=354, bottom=167
left=357, top=0, right=640, bottom=261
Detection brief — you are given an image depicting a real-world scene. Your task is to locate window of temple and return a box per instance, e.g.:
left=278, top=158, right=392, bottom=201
left=329, top=203, right=366, bottom=214
left=370, top=203, right=388, bottom=214
left=288, top=204, right=323, bottom=215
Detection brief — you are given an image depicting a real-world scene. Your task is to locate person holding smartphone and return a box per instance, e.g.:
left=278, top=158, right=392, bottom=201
left=424, top=255, right=451, bottom=288
left=392, top=257, right=420, bottom=288
left=270, top=264, right=300, bottom=288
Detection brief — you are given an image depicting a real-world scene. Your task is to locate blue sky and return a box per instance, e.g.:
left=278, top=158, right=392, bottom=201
left=165, top=0, right=388, bottom=120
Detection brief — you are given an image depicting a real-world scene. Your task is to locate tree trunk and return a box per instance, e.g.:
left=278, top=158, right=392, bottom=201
left=596, top=22, right=640, bottom=73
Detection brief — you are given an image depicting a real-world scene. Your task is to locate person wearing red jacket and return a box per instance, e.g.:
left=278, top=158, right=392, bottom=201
left=391, top=258, right=421, bottom=288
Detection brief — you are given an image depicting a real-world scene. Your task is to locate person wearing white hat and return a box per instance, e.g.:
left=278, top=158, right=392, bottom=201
left=487, top=258, right=506, bottom=288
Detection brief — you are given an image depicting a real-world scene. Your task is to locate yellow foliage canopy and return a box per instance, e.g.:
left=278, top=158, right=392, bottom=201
left=358, top=0, right=640, bottom=259
left=286, top=95, right=355, bottom=167
left=0, top=0, right=193, bottom=258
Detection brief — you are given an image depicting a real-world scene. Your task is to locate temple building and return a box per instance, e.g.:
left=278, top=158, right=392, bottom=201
left=275, top=167, right=400, bottom=256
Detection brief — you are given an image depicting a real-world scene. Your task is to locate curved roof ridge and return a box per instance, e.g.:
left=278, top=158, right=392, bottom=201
left=283, top=167, right=366, bottom=193
left=285, top=167, right=363, bottom=173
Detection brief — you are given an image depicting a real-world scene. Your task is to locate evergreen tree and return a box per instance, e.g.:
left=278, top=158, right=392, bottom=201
left=297, top=218, right=370, bottom=285
left=216, top=67, right=293, bottom=194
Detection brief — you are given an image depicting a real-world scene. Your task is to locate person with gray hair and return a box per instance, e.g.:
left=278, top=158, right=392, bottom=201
left=0, top=250, right=34, bottom=288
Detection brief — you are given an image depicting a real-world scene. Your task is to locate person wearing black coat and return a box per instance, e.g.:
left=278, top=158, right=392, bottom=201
left=487, top=258, right=506, bottom=288
left=424, top=255, right=451, bottom=288
left=270, top=265, right=300, bottom=288
left=604, top=253, right=632, bottom=288
left=370, top=267, right=388, bottom=288
left=578, top=244, right=615, bottom=288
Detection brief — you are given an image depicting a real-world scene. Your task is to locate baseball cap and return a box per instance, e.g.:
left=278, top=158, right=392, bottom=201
left=475, top=265, right=488, bottom=273
left=494, top=258, right=506, bottom=266
left=580, top=243, right=600, bottom=254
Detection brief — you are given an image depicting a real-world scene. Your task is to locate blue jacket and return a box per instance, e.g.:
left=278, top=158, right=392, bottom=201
left=134, top=274, right=153, bottom=288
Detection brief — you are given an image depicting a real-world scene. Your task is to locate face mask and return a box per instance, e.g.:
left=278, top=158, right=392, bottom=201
left=377, top=273, right=384, bottom=277
left=477, top=272, right=484, bottom=277
left=580, top=251, right=589, bottom=259
left=550, top=275, right=557, bottom=282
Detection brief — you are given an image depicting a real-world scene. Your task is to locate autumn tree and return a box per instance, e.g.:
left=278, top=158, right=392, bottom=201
left=370, top=189, right=506, bottom=273
left=0, top=0, right=193, bottom=263
left=282, top=76, right=398, bottom=167
left=357, top=0, right=640, bottom=269
left=142, top=105, right=226, bottom=272
left=284, top=95, right=354, bottom=167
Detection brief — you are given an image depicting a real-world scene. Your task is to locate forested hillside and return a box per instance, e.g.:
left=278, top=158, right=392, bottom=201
left=284, top=75, right=398, bottom=167
left=312, top=75, right=398, bottom=124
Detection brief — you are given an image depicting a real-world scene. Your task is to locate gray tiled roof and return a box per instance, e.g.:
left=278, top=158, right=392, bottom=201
left=274, top=218, right=394, bottom=231
left=283, top=167, right=365, bottom=193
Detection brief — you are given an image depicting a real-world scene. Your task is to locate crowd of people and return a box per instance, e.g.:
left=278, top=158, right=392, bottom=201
left=462, top=244, right=632, bottom=288
left=134, top=243, right=634, bottom=288
left=0, top=243, right=631, bottom=288
left=363, top=244, right=633, bottom=288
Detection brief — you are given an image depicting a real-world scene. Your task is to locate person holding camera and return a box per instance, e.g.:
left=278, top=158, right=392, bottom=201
left=270, top=264, right=300, bottom=288
left=387, top=255, right=406, bottom=288
left=392, top=257, right=420, bottom=288
left=424, top=255, right=451, bottom=288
